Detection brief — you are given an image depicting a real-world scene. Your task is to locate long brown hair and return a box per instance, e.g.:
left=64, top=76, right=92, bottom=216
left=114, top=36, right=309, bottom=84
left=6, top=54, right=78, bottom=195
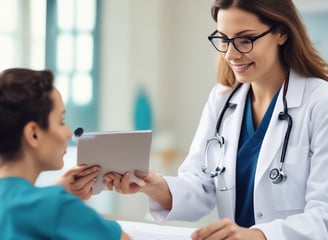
left=211, top=0, right=328, bottom=87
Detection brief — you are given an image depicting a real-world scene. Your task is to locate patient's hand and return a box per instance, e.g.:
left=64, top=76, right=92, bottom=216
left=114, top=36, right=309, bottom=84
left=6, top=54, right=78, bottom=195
left=55, top=165, right=101, bottom=200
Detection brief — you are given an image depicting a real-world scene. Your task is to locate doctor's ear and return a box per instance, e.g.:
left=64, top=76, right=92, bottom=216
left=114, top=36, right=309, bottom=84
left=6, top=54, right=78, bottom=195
left=276, top=28, right=288, bottom=46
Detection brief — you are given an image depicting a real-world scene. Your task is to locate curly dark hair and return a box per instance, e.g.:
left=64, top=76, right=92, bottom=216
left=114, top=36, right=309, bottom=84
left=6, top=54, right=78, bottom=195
left=0, top=68, right=54, bottom=160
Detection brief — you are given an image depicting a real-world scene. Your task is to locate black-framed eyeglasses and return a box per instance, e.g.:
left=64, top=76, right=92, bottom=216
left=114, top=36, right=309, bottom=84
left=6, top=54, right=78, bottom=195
left=208, top=26, right=276, bottom=54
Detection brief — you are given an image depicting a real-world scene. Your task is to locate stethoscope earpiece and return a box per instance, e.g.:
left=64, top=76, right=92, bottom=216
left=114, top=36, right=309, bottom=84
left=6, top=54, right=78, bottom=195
left=269, top=168, right=287, bottom=184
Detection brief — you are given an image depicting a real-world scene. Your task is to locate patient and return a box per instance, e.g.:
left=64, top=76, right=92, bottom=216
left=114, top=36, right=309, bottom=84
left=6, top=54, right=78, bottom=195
left=0, top=68, right=130, bottom=240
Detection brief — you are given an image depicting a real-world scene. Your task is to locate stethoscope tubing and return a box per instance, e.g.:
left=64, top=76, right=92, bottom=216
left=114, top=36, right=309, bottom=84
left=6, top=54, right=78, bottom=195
left=215, top=83, right=243, bottom=133
left=202, top=73, right=292, bottom=184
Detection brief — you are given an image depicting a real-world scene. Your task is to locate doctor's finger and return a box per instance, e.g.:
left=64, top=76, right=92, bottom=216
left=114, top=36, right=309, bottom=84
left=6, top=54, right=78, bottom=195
left=191, top=228, right=214, bottom=240
left=134, top=170, right=148, bottom=179
left=192, top=228, right=229, bottom=240
left=191, top=220, right=231, bottom=240
left=120, top=172, right=135, bottom=193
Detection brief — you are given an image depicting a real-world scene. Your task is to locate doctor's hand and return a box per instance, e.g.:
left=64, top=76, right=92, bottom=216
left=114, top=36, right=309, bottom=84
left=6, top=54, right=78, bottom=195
left=55, top=165, right=101, bottom=200
left=105, top=170, right=173, bottom=211
left=103, top=170, right=151, bottom=194
left=191, top=219, right=266, bottom=240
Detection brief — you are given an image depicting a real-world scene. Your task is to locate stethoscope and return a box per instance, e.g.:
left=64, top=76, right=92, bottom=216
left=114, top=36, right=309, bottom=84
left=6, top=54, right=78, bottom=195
left=202, top=74, right=292, bottom=184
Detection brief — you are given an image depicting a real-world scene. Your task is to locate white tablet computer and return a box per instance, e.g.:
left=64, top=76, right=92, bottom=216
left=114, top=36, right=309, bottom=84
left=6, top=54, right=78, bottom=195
left=76, top=130, right=152, bottom=194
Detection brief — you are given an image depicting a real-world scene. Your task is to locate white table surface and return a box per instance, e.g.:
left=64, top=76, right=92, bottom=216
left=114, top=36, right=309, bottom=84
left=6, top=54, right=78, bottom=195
left=118, top=220, right=196, bottom=240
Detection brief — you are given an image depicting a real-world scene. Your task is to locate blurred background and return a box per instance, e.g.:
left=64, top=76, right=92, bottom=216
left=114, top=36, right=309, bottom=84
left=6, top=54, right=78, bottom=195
left=1, top=0, right=328, bottom=227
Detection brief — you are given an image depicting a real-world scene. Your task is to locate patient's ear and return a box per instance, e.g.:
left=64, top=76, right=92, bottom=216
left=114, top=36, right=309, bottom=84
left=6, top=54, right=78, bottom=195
left=23, top=122, right=39, bottom=147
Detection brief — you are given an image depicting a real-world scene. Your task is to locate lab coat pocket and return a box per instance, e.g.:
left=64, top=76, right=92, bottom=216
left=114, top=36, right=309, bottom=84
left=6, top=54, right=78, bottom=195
left=215, top=174, right=235, bottom=219
left=271, top=146, right=309, bottom=211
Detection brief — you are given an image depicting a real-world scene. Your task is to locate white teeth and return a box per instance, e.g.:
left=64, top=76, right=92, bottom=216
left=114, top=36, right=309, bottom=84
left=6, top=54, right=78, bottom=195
left=233, top=64, right=250, bottom=69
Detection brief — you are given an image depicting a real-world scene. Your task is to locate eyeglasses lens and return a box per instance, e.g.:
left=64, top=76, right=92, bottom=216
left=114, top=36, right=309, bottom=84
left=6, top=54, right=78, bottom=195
left=211, top=38, right=253, bottom=53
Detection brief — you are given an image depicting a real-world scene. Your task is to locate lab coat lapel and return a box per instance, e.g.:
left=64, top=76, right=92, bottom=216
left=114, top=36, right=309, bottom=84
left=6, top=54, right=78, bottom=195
left=218, top=83, right=250, bottom=218
left=254, top=70, right=305, bottom=188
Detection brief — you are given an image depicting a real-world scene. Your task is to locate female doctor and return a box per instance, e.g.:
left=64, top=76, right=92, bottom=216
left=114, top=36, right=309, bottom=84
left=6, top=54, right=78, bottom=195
left=102, top=0, right=328, bottom=239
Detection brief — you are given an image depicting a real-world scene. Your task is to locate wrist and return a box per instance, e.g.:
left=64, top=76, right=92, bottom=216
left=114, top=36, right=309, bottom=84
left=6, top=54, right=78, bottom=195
left=140, top=173, right=172, bottom=210
left=250, top=228, right=267, bottom=240
left=140, top=173, right=163, bottom=194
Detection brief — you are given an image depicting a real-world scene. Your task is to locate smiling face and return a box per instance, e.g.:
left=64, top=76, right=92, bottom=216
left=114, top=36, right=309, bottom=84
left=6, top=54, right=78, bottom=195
left=35, top=88, right=72, bottom=171
left=216, top=7, right=287, bottom=85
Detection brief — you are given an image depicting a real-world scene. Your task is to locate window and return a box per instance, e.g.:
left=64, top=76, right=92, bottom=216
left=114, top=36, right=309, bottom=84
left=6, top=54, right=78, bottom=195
left=0, top=0, right=19, bottom=70
left=0, top=0, right=45, bottom=70
left=46, top=0, right=100, bottom=133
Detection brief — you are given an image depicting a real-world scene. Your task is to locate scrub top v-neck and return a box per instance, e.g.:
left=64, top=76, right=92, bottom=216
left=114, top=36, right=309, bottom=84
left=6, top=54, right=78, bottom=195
left=235, top=89, right=279, bottom=227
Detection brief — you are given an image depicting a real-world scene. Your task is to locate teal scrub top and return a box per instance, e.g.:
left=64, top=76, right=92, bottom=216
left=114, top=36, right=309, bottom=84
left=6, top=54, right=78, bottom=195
left=0, top=177, right=122, bottom=240
left=235, top=89, right=279, bottom=227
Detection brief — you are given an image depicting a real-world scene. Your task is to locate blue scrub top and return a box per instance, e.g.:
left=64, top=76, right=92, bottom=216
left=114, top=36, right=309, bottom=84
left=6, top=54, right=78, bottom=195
left=235, top=89, right=279, bottom=227
left=0, top=177, right=122, bottom=240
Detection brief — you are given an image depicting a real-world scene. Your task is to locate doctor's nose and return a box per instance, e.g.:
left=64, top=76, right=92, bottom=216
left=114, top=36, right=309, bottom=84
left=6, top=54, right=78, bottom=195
left=224, top=43, right=242, bottom=61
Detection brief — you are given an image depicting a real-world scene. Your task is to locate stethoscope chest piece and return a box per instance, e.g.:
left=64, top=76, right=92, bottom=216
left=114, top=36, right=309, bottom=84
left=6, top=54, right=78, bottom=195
left=269, top=168, right=287, bottom=184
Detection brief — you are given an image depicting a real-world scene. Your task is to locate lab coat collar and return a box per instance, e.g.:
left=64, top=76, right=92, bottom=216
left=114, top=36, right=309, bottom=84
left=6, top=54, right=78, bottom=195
left=285, top=70, right=305, bottom=108
left=228, top=69, right=304, bottom=108
left=254, top=69, right=306, bottom=188
left=218, top=83, right=250, bottom=218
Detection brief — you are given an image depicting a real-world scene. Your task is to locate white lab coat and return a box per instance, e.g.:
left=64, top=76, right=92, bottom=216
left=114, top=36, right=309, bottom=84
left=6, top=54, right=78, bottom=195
left=149, top=70, right=328, bottom=240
